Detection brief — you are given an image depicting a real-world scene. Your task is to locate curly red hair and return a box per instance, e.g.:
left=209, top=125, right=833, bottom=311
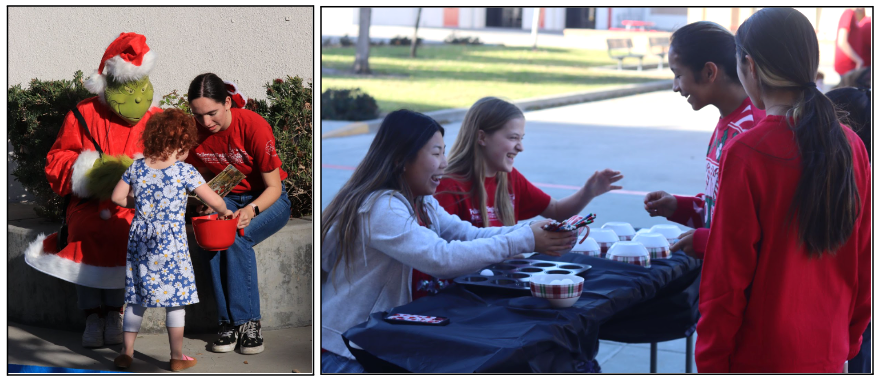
left=141, top=108, right=199, bottom=161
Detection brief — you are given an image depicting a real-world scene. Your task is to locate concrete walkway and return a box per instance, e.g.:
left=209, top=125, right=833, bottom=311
left=7, top=322, right=312, bottom=374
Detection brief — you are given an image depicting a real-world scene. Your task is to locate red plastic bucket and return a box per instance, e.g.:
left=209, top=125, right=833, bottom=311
left=191, top=214, right=242, bottom=251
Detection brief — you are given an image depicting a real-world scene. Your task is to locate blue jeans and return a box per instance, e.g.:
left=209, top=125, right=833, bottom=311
left=848, top=322, right=871, bottom=373
left=321, top=351, right=364, bottom=373
left=205, top=184, right=290, bottom=326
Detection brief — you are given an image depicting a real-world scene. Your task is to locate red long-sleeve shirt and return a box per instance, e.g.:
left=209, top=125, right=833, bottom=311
left=668, top=98, right=765, bottom=258
left=696, top=116, right=872, bottom=373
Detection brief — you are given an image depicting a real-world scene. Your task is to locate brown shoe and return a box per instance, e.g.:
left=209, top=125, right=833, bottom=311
left=114, top=354, right=133, bottom=369
left=170, top=355, right=197, bottom=372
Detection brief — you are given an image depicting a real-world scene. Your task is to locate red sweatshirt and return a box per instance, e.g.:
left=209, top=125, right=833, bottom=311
left=695, top=116, right=872, bottom=373
left=668, top=98, right=765, bottom=258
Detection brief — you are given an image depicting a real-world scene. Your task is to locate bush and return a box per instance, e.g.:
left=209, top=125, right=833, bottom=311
left=161, top=77, right=314, bottom=219
left=339, top=34, right=354, bottom=47
left=7, top=71, right=93, bottom=221
left=320, top=88, right=380, bottom=121
left=245, top=77, right=313, bottom=218
left=389, top=35, right=422, bottom=46
left=444, top=34, right=482, bottom=45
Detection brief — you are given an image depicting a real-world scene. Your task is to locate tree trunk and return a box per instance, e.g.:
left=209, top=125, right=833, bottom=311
left=410, top=8, right=422, bottom=58
left=354, top=8, right=372, bottom=74
left=531, top=8, right=541, bottom=51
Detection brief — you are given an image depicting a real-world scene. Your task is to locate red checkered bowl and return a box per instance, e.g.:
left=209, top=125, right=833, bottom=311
left=650, top=224, right=683, bottom=244
left=530, top=274, right=585, bottom=308
left=572, top=237, right=600, bottom=256
left=602, top=222, right=636, bottom=240
left=607, top=241, right=652, bottom=267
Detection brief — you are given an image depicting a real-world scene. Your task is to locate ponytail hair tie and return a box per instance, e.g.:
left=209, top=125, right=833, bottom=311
left=804, top=82, right=817, bottom=89
left=223, top=81, right=248, bottom=108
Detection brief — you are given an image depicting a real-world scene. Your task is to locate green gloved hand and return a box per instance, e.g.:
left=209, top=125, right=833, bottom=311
left=86, top=154, right=134, bottom=200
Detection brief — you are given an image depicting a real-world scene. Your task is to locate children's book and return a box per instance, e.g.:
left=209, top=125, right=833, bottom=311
left=191, top=164, right=246, bottom=206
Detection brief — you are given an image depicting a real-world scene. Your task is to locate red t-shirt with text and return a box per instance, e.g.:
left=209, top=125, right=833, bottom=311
left=435, top=167, right=552, bottom=227
left=187, top=108, right=287, bottom=193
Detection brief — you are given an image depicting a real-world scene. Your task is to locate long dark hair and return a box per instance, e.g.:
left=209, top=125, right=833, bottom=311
left=321, top=110, right=445, bottom=278
left=826, top=87, right=871, bottom=162
left=187, top=73, right=228, bottom=104
left=736, top=7, right=860, bottom=256
left=670, top=21, right=739, bottom=83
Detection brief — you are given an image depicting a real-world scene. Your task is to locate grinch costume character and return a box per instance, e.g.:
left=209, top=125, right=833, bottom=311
left=25, top=32, right=162, bottom=348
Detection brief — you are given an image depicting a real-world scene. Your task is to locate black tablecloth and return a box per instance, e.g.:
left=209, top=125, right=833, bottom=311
left=343, top=252, right=702, bottom=373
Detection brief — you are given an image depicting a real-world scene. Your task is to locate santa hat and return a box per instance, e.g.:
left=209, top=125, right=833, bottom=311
left=84, top=32, right=157, bottom=96
left=224, top=81, right=248, bottom=108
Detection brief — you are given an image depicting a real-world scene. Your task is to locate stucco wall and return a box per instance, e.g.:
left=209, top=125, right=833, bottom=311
left=8, top=6, right=313, bottom=100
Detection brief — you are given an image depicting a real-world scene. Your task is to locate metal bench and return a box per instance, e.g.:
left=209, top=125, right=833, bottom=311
left=607, top=38, right=644, bottom=71
left=649, top=36, right=670, bottom=70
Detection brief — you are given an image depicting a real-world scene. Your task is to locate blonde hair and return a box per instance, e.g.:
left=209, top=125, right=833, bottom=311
left=444, top=97, right=523, bottom=227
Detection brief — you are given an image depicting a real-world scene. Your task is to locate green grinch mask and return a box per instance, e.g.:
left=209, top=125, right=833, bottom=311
left=105, top=76, right=154, bottom=125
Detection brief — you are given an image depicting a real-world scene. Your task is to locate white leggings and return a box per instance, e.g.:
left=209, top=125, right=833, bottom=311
left=123, top=304, right=186, bottom=332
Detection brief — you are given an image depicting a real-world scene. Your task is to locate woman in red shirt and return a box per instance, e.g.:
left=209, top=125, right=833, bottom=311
left=695, top=8, right=871, bottom=373
left=186, top=73, right=291, bottom=356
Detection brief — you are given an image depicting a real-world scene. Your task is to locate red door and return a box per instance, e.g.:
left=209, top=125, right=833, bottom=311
left=444, top=8, right=459, bottom=27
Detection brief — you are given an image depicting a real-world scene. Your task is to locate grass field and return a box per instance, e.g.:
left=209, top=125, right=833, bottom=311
left=321, top=44, right=666, bottom=115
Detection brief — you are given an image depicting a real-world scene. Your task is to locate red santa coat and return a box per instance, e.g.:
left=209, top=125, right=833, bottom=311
left=25, top=96, right=162, bottom=289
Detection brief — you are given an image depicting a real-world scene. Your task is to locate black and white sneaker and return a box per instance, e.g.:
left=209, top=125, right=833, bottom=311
left=210, top=322, right=239, bottom=353
left=239, top=320, right=264, bottom=355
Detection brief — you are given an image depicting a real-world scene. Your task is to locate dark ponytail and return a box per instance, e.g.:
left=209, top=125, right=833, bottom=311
left=736, top=7, right=860, bottom=257
left=670, top=21, right=739, bottom=83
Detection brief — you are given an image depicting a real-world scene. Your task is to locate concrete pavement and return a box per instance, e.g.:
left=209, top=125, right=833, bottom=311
left=8, top=322, right=312, bottom=374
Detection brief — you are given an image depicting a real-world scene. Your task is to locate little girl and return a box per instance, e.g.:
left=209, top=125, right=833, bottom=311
left=110, top=108, right=232, bottom=371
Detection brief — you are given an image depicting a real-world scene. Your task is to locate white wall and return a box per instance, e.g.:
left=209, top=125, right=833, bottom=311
left=8, top=7, right=313, bottom=101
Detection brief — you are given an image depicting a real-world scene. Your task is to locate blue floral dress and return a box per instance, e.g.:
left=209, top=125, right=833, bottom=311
left=122, top=159, right=206, bottom=307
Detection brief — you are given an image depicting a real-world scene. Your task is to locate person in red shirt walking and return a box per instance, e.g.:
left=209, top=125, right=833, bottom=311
left=696, top=8, right=871, bottom=373
left=834, top=7, right=866, bottom=75
left=643, top=21, right=766, bottom=259
left=186, top=73, right=291, bottom=356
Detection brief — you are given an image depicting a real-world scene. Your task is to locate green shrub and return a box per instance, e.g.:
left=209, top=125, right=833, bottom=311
left=7, top=71, right=93, bottom=221
left=444, top=34, right=482, bottom=45
left=320, top=88, right=380, bottom=121
left=161, top=77, right=313, bottom=219
left=246, top=76, right=313, bottom=218
left=389, top=35, right=422, bottom=46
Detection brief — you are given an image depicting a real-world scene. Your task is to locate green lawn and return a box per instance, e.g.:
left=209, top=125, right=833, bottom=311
left=322, top=44, right=664, bottom=115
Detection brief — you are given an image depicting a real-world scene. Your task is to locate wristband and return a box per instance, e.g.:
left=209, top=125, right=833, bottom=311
left=249, top=203, right=260, bottom=216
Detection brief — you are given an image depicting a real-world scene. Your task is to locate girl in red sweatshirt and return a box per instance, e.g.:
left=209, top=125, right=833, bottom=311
left=643, top=21, right=766, bottom=259
left=695, top=8, right=871, bottom=373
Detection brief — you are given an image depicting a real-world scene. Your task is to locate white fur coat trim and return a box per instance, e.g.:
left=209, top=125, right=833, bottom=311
left=24, top=233, right=125, bottom=289
left=71, top=150, right=100, bottom=198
